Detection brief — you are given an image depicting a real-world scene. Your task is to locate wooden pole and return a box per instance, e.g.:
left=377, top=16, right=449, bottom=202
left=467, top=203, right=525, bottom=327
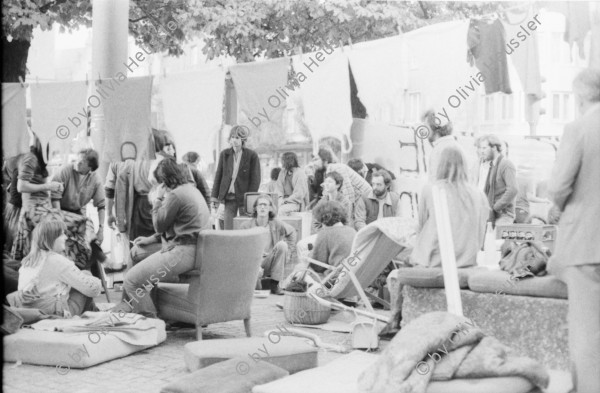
left=432, top=185, right=463, bottom=316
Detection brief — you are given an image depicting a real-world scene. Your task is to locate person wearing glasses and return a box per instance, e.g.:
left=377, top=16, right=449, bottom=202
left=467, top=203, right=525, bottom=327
left=240, top=194, right=296, bottom=295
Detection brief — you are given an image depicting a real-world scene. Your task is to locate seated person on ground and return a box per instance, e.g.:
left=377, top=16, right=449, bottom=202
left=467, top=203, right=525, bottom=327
left=411, top=146, right=489, bottom=268
left=311, top=171, right=352, bottom=232
left=240, top=194, right=296, bottom=295
left=112, top=158, right=211, bottom=318
left=275, top=152, right=309, bottom=215
left=10, top=219, right=102, bottom=317
left=259, top=167, right=281, bottom=195
left=354, top=169, right=403, bottom=231
left=295, top=171, right=353, bottom=262
left=308, top=201, right=356, bottom=275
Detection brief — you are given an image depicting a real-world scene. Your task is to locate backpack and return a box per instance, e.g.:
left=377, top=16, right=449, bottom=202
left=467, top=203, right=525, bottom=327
left=499, top=241, right=551, bottom=279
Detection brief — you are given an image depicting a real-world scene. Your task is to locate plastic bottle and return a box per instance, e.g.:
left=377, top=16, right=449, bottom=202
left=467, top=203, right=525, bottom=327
left=484, top=222, right=498, bottom=267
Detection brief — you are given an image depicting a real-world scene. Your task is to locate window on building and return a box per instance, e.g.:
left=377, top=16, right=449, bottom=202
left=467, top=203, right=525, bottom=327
left=408, top=92, right=421, bottom=122
left=501, top=94, right=514, bottom=120
left=552, top=92, right=576, bottom=121
left=484, top=95, right=494, bottom=122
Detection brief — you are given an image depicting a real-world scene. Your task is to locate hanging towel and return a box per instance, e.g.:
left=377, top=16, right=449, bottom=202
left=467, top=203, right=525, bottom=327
left=467, top=19, right=512, bottom=94
left=102, top=76, right=154, bottom=162
left=2, top=83, right=30, bottom=159
left=348, top=36, right=407, bottom=123
left=293, top=47, right=353, bottom=147
left=229, top=57, right=289, bottom=130
left=30, top=81, right=88, bottom=162
left=590, top=2, right=600, bottom=68
left=503, top=7, right=542, bottom=99
left=161, top=68, right=226, bottom=165
left=565, top=2, right=591, bottom=60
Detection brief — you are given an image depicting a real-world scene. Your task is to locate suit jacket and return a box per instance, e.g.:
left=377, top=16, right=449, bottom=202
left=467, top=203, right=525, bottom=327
left=473, top=155, right=518, bottom=221
left=211, top=147, right=261, bottom=206
left=548, top=103, right=600, bottom=268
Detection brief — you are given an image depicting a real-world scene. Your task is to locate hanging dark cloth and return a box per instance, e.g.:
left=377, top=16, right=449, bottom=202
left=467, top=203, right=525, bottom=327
left=467, top=18, right=512, bottom=94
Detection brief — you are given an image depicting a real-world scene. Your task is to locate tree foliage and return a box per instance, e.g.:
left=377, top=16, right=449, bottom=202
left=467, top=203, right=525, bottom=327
left=2, top=0, right=507, bottom=80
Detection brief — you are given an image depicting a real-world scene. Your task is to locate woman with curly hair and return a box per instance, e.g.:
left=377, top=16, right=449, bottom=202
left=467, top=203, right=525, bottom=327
left=309, top=200, right=356, bottom=274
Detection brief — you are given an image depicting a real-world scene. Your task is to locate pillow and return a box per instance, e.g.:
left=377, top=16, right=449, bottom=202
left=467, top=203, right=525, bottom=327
left=468, top=270, right=567, bottom=299
left=161, top=357, right=288, bottom=393
left=184, top=336, right=318, bottom=374
left=396, top=267, right=484, bottom=289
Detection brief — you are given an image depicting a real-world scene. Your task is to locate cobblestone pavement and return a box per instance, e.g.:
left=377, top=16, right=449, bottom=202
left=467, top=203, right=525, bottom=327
left=3, top=288, right=389, bottom=393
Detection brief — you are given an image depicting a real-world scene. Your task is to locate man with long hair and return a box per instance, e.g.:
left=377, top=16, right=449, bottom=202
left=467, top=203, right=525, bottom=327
left=276, top=152, right=309, bottom=215
left=240, top=194, right=296, bottom=295
left=411, top=146, right=489, bottom=268
left=548, top=68, right=600, bottom=393
left=211, top=126, right=261, bottom=229
left=114, top=159, right=210, bottom=317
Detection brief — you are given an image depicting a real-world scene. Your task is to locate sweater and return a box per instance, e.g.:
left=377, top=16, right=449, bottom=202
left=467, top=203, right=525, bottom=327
left=310, top=224, right=356, bottom=273
left=152, top=183, right=211, bottom=242
left=17, top=252, right=102, bottom=316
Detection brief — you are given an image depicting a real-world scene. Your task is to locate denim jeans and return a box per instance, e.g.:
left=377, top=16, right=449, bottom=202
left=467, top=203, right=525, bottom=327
left=223, top=199, right=245, bottom=230
left=122, top=243, right=196, bottom=317
left=130, top=242, right=162, bottom=265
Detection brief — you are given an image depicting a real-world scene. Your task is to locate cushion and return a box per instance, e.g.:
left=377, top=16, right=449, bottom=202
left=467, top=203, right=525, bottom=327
left=468, top=270, right=567, bottom=299
left=161, top=357, right=288, bottom=393
left=396, top=267, right=485, bottom=289
left=4, top=317, right=166, bottom=368
left=184, top=336, right=318, bottom=374
left=252, top=351, right=533, bottom=393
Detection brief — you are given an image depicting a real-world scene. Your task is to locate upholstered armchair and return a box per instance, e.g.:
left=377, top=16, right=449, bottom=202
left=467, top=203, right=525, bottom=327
left=156, top=227, right=269, bottom=340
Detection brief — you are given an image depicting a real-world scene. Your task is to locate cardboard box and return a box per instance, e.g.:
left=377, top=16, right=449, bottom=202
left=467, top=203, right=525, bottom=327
left=496, top=224, right=557, bottom=251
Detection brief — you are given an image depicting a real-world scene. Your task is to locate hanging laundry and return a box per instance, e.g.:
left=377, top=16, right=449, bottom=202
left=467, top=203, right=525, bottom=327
left=565, top=1, right=591, bottom=60
left=467, top=18, right=512, bottom=94
left=347, top=35, right=407, bottom=123
left=293, top=48, right=353, bottom=149
left=30, top=81, right=88, bottom=162
left=161, top=67, right=226, bottom=165
left=589, top=1, right=600, bottom=68
left=101, top=76, right=154, bottom=163
left=229, top=57, right=289, bottom=133
left=502, top=7, right=543, bottom=124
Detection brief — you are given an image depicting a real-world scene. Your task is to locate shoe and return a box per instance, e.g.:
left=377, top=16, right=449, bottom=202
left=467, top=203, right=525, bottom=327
left=270, top=280, right=284, bottom=295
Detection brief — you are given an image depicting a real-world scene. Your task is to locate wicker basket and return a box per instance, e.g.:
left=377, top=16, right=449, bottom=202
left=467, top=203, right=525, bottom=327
left=283, top=291, right=331, bottom=325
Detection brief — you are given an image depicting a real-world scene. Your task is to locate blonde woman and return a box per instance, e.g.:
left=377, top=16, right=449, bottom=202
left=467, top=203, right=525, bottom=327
left=11, top=219, right=102, bottom=317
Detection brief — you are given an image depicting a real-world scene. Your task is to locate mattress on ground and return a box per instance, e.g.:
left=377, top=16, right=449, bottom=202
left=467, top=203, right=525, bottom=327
left=3, top=318, right=166, bottom=369
left=184, top=336, right=318, bottom=373
left=252, top=351, right=534, bottom=393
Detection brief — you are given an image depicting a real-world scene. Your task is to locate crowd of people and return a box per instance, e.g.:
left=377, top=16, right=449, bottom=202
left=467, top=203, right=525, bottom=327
left=2, top=68, right=599, bottom=393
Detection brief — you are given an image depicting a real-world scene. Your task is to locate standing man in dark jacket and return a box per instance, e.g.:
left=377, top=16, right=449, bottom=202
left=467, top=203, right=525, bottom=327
left=211, top=125, right=261, bottom=230
left=472, top=134, right=518, bottom=226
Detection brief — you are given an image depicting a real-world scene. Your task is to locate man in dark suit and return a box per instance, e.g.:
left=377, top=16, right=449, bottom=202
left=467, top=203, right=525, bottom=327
left=472, top=134, right=518, bottom=227
left=548, top=68, right=600, bottom=393
left=211, top=125, right=261, bottom=230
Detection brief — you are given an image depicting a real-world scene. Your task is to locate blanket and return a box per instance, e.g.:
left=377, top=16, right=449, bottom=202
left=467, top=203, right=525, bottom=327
left=358, top=311, right=549, bottom=393
left=28, top=311, right=161, bottom=346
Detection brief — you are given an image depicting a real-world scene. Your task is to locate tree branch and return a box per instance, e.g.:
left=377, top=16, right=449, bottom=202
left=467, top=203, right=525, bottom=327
left=418, top=1, right=429, bottom=19
left=39, top=0, right=68, bottom=14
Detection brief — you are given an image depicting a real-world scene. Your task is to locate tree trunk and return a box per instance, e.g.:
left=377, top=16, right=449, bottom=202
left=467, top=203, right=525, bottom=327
left=2, top=36, right=31, bottom=83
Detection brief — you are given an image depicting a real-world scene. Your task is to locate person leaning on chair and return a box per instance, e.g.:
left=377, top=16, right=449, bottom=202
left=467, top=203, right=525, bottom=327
left=211, top=125, right=261, bottom=230
left=240, top=194, right=296, bottom=295
left=547, top=68, right=600, bottom=393
left=112, top=159, right=210, bottom=318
